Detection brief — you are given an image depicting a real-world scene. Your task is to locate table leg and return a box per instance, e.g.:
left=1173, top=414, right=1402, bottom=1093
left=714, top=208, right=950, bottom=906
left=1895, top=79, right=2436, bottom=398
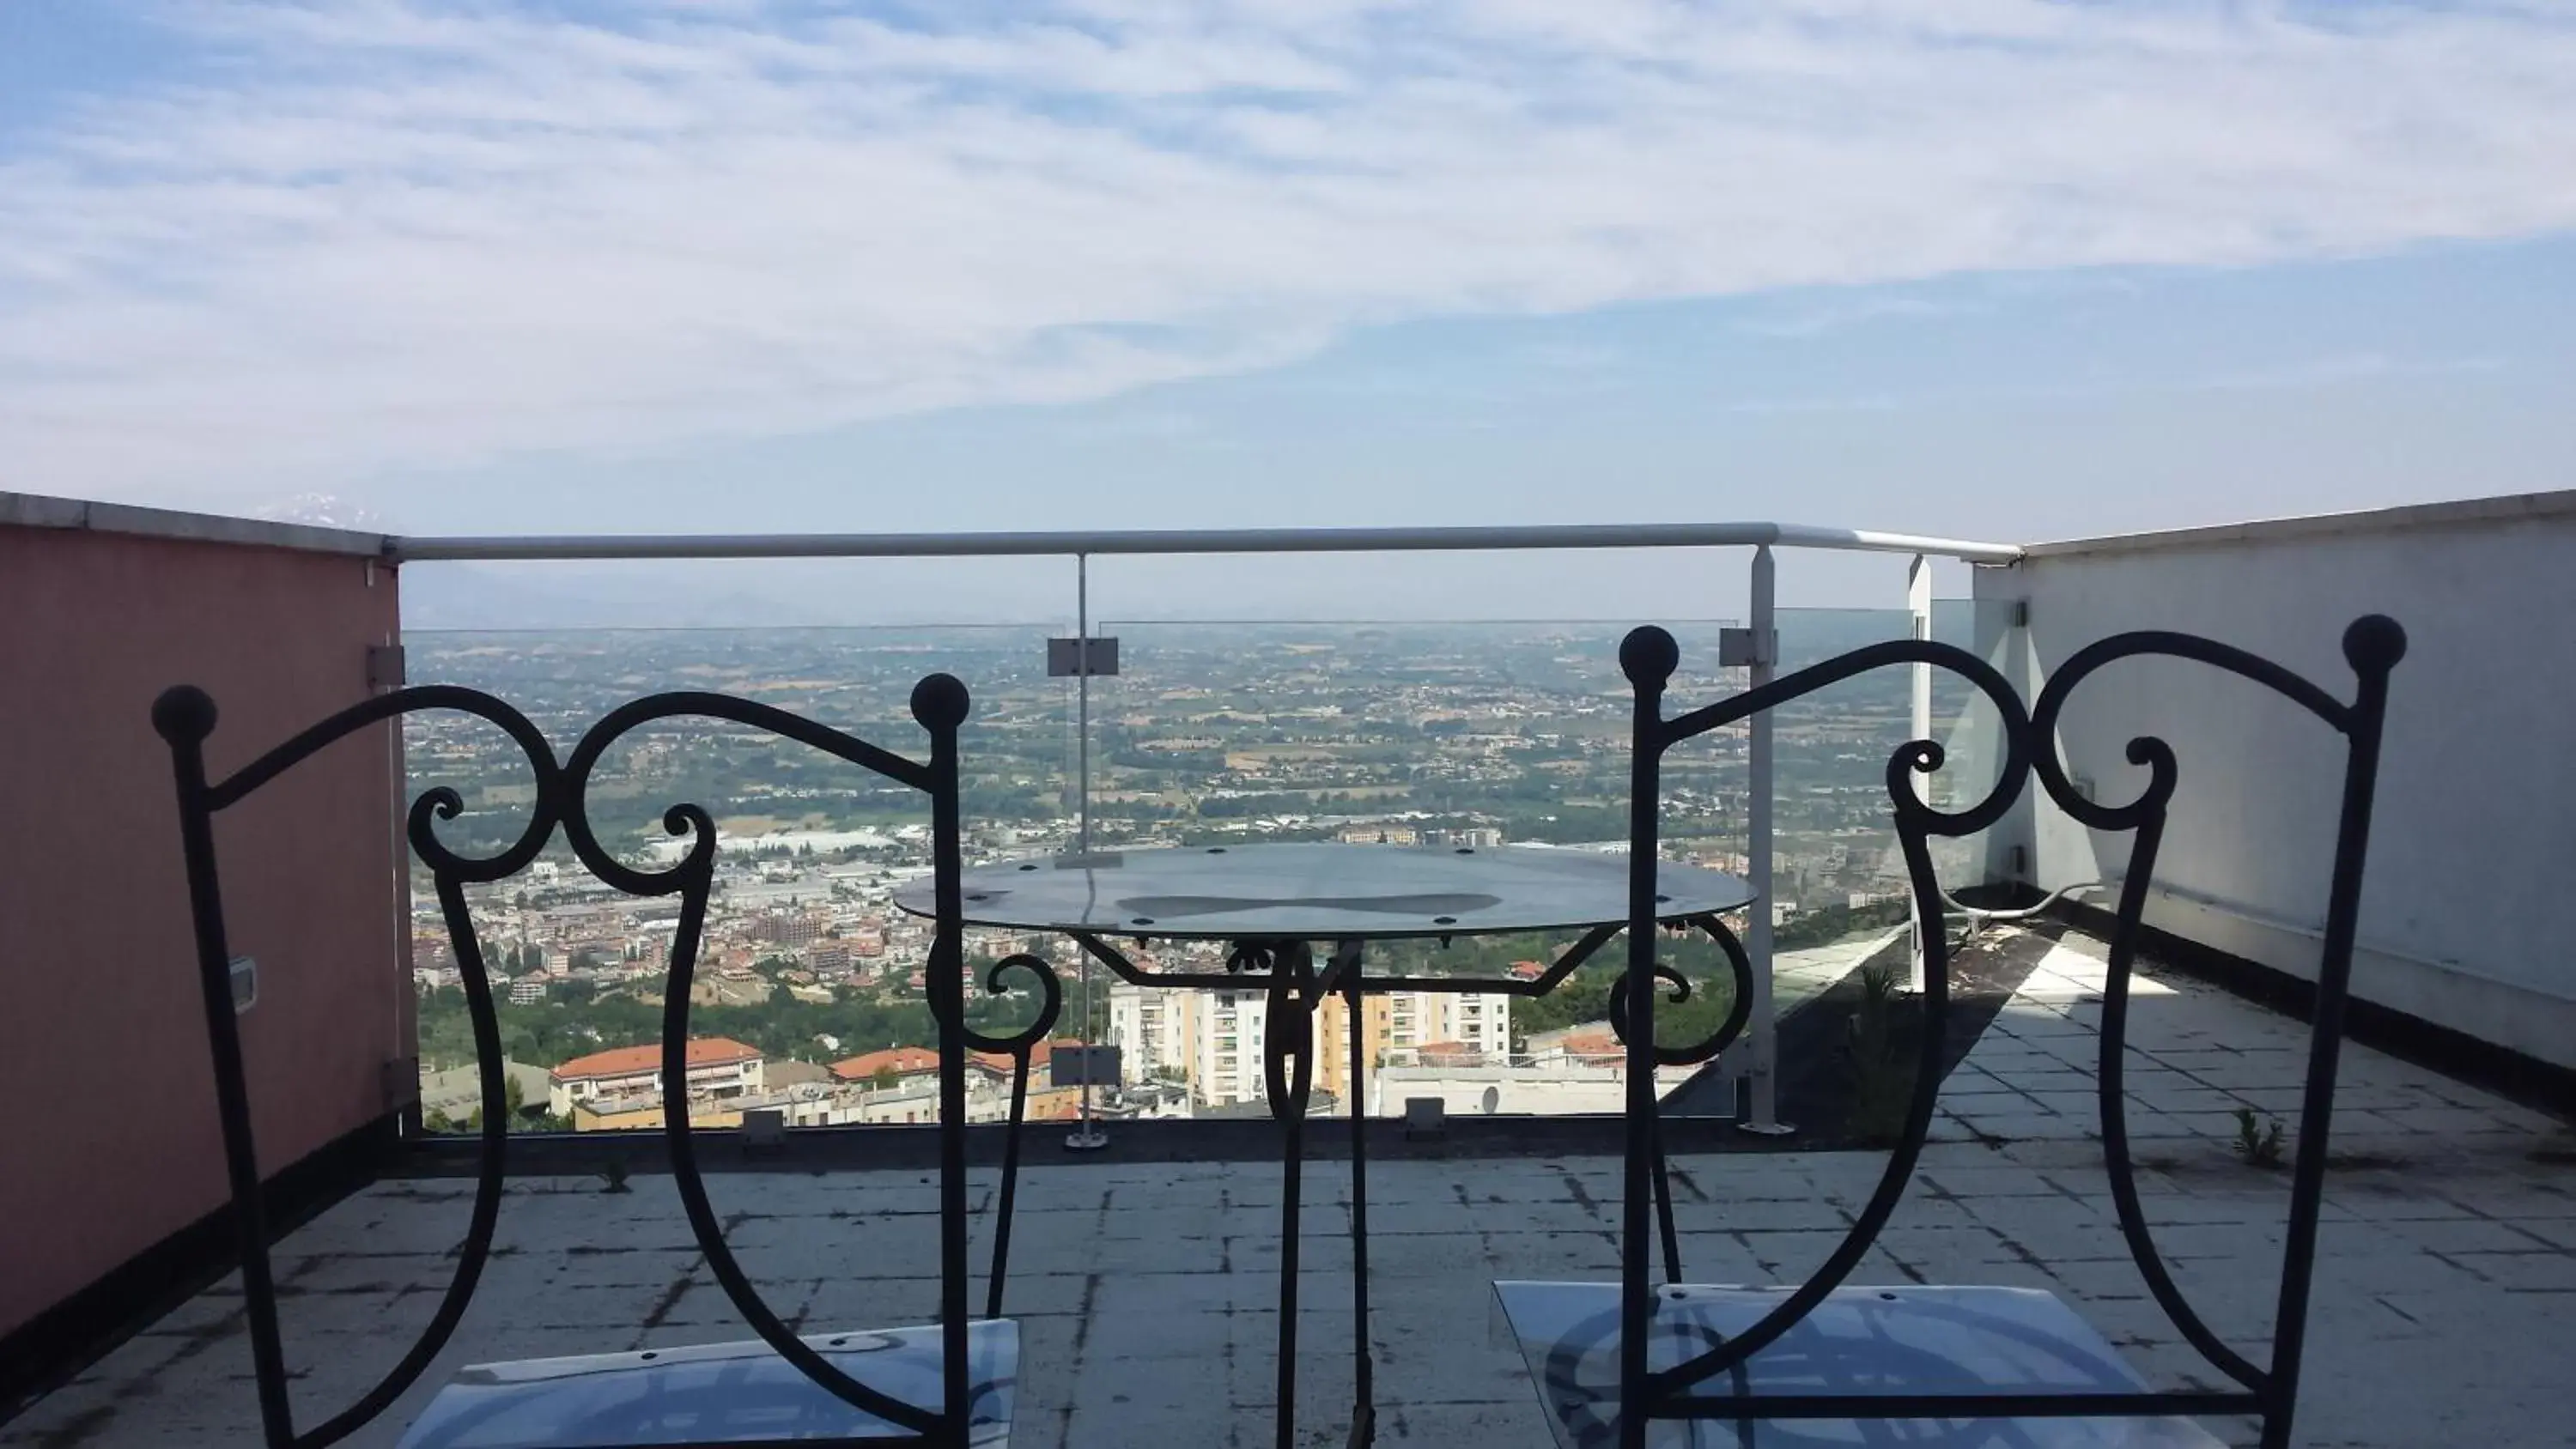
left=1279, top=1103, right=1303, bottom=1449
left=1265, top=941, right=1318, bottom=1449
left=1344, top=949, right=1376, bottom=1447
left=1649, top=1107, right=1682, bottom=1284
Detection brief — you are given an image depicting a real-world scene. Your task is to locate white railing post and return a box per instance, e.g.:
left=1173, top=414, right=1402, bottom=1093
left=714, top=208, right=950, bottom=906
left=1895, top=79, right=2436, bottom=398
left=1740, top=544, right=1793, bottom=1136
left=1078, top=551, right=1091, bottom=858
left=1908, top=553, right=1933, bottom=991
left=1067, top=553, right=1108, bottom=1151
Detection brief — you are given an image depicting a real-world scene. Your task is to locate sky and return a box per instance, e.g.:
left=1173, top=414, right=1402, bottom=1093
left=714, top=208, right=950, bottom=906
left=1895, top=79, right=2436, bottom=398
left=5, top=1, right=2574, bottom=621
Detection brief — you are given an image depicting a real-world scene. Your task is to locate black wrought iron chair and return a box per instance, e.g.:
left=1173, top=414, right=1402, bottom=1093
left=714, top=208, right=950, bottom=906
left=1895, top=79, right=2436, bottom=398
left=155, top=682, right=558, bottom=1447
left=155, top=675, right=1060, bottom=1447
left=1489, top=616, right=2405, bottom=1449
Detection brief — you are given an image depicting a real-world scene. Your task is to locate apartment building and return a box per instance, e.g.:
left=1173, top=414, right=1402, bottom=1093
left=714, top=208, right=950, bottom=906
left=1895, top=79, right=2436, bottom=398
left=1106, top=981, right=1194, bottom=1086
left=548, top=1036, right=765, bottom=1117
left=1109, top=983, right=1510, bottom=1111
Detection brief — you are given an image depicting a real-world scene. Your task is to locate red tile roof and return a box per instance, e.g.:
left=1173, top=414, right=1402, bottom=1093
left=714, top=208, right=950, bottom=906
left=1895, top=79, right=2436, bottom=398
left=1023, top=1086, right=1087, bottom=1120
left=1560, top=1030, right=1622, bottom=1060
left=829, top=1046, right=940, bottom=1082
left=553, top=1037, right=760, bottom=1082
left=968, top=1038, right=1086, bottom=1076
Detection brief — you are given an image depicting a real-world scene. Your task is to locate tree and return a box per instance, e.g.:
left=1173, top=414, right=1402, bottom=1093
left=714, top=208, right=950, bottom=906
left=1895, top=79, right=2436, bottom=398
left=871, top=1064, right=900, bottom=1089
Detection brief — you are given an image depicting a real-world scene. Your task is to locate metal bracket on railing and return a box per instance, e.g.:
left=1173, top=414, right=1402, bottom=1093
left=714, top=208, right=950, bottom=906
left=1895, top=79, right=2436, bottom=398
left=1045, top=636, right=1120, bottom=677
left=1716, top=627, right=1775, bottom=668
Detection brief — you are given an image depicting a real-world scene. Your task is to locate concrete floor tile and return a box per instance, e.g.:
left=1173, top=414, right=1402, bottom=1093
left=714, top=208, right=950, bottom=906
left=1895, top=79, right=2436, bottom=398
left=2445, top=1251, right=2576, bottom=1291
left=14, top=937, right=2570, bottom=1449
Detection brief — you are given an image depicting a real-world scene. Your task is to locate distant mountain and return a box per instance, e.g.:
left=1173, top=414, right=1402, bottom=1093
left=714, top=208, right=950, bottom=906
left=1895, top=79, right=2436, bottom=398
left=398, top=561, right=824, bottom=630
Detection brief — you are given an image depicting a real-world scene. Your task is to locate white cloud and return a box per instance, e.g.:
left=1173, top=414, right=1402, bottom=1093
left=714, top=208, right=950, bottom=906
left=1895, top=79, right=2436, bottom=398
left=1711, top=349, right=2509, bottom=415
left=4, top=0, right=2575, bottom=503
left=2192, top=350, right=2506, bottom=392
left=1734, top=295, right=1977, bottom=339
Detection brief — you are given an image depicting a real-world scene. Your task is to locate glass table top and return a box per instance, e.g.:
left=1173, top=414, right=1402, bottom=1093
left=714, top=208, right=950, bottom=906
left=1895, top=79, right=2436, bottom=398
left=1490, top=1282, right=2227, bottom=1448
left=395, top=1321, right=1016, bottom=1447
left=893, top=842, right=1756, bottom=940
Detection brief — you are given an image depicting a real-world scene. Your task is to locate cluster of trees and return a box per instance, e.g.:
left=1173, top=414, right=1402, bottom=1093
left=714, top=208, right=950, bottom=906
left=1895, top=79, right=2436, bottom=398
left=416, top=961, right=1109, bottom=1078
left=1080, top=797, right=1190, bottom=822
left=1503, top=965, right=1743, bottom=1056
left=1194, top=791, right=1406, bottom=819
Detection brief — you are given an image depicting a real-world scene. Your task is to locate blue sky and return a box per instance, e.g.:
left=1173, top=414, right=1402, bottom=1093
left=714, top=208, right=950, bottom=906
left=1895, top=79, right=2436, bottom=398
left=5, top=2, right=2574, bottom=617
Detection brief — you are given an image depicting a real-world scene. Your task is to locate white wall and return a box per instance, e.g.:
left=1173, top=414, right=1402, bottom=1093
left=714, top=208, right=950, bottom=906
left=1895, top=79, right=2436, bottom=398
left=1368, top=1064, right=1671, bottom=1117
left=1974, top=493, right=2576, bottom=1069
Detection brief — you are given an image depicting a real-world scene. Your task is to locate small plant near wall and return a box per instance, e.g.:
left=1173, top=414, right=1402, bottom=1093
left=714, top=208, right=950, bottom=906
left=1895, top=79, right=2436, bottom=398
left=2233, top=1106, right=2287, bottom=1168
left=1844, top=963, right=1915, bottom=1146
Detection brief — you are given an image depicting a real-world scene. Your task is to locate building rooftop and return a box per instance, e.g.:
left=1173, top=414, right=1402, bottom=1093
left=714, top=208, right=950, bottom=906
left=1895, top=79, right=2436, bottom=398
left=13, top=930, right=2568, bottom=1449
left=829, top=1046, right=941, bottom=1082
left=970, top=1039, right=1084, bottom=1078
left=552, top=1038, right=762, bottom=1082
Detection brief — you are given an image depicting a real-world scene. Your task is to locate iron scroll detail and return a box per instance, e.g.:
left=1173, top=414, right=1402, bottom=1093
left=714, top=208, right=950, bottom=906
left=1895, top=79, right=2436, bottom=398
left=951, top=950, right=1064, bottom=1321
left=1605, top=914, right=1758, bottom=1070
left=556, top=678, right=974, bottom=1442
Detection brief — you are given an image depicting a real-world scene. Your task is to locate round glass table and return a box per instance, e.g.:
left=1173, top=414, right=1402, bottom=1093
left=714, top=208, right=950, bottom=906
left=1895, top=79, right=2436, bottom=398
left=898, top=840, right=1753, bottom=943
left=897, top=843, right=1754, bottom=1449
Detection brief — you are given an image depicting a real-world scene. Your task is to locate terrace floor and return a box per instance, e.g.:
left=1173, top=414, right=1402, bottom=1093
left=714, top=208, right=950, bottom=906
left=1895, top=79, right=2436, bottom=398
left=9, top=928, right=2573, bottom=1448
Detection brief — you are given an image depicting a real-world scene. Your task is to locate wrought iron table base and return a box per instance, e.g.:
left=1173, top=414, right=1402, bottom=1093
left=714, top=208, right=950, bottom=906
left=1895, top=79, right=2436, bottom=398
left=1059, top=912, right=1751, bottom=1449
left=1247, top=937, right=1376, bottom=1449
left=926, top=846, right=1758, bottom=1449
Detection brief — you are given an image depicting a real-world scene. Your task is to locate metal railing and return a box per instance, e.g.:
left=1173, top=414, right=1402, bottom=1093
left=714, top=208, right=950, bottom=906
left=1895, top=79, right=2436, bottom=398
left=387, top=521, right=2025, bottom=564
left=389, top=519, right=2025, bottom=1134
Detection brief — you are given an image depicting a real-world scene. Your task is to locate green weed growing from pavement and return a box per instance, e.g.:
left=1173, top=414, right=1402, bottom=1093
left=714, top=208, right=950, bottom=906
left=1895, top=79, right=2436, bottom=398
left=2233, top=1106, right=2287, bottom=1168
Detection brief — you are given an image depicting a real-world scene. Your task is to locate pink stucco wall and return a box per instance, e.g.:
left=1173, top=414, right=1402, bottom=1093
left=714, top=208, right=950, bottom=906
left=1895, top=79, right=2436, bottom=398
left=0, top=523, right=406, bottom=1337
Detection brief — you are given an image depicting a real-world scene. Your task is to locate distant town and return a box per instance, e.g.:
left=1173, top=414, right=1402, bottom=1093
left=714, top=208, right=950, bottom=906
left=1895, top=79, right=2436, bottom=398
left=405, top=618, right=1973, bottom=1131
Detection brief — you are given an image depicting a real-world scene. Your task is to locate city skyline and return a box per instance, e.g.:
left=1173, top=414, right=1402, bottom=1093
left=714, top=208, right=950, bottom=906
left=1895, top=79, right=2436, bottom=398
left=401, top=615, right=1937, bottom=1124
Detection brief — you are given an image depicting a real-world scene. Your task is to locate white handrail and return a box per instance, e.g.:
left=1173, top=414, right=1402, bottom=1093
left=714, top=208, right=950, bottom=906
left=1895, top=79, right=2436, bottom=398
left=387, top=520, right=2023, bottom=564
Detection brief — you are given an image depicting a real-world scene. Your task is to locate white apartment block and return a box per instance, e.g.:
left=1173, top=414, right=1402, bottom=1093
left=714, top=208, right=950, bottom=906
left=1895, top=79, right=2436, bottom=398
left=1109, top=983, right=1512, bottom=1109
left=1385, top=989, right=1511, bottom=1058
left=1191, top=987, right=1270, bottom=1106
left=1106, top=982, right=1193, bottom=1086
